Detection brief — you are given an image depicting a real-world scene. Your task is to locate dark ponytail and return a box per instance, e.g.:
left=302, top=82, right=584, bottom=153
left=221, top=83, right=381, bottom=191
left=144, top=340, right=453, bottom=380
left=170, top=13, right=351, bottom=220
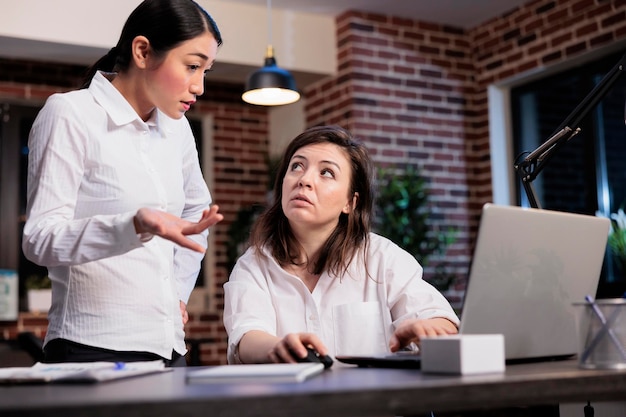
left=81, top=0, right=222, bottom=88
left=82, top=47, right=119, bottom=85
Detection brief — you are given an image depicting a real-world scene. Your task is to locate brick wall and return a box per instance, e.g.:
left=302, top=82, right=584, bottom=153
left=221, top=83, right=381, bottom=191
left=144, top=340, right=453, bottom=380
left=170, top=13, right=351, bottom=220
left=305, top=11, right=475, bottom=305
left=303, top=0, right=626, bottom=304
left=186, top=97, right=269, bottom=365
left=2, top=0, right=626, bottom=365
left=0, top=313, right=49, bottom=341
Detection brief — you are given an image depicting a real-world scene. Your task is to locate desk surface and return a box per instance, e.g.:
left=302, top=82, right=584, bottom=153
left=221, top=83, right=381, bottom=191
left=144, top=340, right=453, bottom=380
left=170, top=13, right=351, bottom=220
left=1, top=359, right=626, bottom=417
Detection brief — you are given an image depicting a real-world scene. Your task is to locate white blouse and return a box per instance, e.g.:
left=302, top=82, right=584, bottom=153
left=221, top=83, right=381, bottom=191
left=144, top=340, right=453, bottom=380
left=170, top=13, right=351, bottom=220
left=22, top=71, right=212, bottom=359
left=223, top=233, right=459, bottom=363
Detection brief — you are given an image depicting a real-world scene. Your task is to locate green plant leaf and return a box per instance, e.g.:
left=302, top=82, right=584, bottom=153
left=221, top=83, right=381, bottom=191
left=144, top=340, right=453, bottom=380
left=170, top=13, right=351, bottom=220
left=373, top=165, right=457, bottom=291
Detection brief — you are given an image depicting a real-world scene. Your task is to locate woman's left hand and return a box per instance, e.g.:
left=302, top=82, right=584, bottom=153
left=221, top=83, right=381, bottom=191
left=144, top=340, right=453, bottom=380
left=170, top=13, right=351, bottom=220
left=389, top=317, right=458, bottom=352
left=180, top=301, right=189, bottom=325
left=134, top=205, right=224, bottom=253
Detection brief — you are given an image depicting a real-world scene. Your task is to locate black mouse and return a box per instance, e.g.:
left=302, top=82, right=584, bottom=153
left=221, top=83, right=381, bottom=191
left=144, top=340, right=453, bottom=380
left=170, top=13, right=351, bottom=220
left=292, top=346, right=334, bottom=369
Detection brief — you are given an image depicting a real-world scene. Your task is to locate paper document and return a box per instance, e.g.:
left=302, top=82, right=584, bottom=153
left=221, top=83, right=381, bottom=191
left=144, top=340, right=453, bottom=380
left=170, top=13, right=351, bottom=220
left=0, top=360, right=168, bottom=384
left=186, top=363, right=325, bottom=383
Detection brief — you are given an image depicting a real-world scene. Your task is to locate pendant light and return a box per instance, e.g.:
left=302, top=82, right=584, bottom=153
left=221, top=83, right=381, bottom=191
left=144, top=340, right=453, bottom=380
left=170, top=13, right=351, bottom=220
left=242, top=0, right=301, bottom=106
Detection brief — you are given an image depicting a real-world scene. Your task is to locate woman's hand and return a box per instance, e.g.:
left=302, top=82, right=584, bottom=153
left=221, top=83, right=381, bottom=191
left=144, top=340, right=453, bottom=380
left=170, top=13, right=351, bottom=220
left=237, top=331, right=328, bottom=364
left=268, top=333, right=328, bottom=364
left=134, top=205, right=223, bottom=253
left=180, top=301, right=189, bottom=325
left=389, top=317, right=458, bottom=352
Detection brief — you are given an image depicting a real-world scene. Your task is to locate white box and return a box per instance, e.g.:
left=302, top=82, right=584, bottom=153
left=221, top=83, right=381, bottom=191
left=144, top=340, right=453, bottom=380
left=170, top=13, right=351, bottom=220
left=28, top=289, right=52, bottom=313
left=421, top=334, right=505, bottom=375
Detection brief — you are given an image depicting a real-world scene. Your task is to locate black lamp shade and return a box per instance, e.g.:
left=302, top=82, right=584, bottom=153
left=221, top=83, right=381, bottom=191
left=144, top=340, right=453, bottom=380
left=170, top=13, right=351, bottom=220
left=242, top=56, right=301, bottom=106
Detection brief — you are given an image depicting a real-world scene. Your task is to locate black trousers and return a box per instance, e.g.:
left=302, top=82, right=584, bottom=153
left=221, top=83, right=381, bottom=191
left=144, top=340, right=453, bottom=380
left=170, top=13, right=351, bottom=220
left=43, top=338, right=187, bottom=367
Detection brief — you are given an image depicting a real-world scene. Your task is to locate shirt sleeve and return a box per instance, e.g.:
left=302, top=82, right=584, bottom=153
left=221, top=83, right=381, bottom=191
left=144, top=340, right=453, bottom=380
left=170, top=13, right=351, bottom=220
left=223, top=249, right=278, bottom=364
left=380, top=238, right=460, bottom=327
left=22, top=94, right=144, bottom=267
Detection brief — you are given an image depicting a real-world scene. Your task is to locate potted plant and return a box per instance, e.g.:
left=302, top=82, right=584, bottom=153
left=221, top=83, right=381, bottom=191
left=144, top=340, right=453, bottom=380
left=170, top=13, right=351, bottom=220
left=606, top=208, right=626, bottom=276
left=374, top=165, right=457, bottom=292
left=25, top=274, right=52, bottom=313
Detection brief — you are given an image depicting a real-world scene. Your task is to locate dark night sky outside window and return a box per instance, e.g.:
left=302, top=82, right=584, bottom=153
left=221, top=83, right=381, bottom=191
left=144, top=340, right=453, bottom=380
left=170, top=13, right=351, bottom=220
left=512, top=51, right=626, bottom=296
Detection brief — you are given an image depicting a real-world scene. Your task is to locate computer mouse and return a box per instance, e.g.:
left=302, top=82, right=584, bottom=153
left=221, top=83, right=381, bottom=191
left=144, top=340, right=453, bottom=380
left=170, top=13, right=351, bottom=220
left=292, top=346, right=334, bottom=369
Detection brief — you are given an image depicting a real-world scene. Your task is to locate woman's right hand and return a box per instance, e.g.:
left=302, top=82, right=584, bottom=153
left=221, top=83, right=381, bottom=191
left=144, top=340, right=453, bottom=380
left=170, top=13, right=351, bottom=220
left=268, top=333, right=328, bottom=364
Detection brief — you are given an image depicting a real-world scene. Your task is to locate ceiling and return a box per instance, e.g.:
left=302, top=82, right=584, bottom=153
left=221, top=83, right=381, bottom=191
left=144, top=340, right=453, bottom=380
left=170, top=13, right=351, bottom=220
left=233, top=0, right=530, bottom=29
left=1, top=0, right=531, bottom=87
left=209, top=0, right=530, bottom=85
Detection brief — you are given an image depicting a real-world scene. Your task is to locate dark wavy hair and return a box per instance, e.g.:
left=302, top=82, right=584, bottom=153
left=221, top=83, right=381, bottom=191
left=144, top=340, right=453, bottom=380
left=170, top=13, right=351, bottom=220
left=81, top=0, right=222, bottom=88
left=249, top=125, right=375, bottom=277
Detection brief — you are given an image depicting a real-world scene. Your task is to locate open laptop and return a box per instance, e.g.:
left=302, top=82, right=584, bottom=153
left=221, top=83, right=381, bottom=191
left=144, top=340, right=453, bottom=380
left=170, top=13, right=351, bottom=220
left=336, top=203, right=611, bottom=368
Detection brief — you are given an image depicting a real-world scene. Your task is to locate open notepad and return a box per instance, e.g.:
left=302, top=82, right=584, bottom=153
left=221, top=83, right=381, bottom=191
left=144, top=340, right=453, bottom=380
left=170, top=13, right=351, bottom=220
left=0, top=360, right=168, bottom=384
left=186, top=363, right=325, bottom=383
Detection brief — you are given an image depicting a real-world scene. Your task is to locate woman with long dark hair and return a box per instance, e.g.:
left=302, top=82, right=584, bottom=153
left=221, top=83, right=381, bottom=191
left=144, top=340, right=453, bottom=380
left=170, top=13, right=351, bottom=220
left=224, top=125, right=458, bottom=364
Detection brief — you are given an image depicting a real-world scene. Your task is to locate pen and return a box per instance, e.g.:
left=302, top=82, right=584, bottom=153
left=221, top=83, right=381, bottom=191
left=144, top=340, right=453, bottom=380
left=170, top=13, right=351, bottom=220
left=580, top=295, right=626, bottom=362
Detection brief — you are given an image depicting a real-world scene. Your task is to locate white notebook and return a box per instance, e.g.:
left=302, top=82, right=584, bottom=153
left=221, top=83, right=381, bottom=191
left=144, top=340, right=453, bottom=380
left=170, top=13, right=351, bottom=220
left=0, top=360, right=168, bottom=384
left=186, top=363, right=325, bottom=383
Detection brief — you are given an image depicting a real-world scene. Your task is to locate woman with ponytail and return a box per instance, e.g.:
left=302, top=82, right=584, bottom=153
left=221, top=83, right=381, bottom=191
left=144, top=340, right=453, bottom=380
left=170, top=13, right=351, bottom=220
left=22, top=0, right=224, bottom=366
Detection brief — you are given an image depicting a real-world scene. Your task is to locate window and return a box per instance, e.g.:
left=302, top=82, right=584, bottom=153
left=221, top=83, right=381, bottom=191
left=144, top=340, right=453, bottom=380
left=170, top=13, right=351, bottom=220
left=511, top=51, right=626, bottom=296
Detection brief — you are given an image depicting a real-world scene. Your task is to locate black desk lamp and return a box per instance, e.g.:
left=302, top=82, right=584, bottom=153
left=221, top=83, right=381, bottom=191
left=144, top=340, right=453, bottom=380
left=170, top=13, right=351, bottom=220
left=514, top=52, right=626, bottom=209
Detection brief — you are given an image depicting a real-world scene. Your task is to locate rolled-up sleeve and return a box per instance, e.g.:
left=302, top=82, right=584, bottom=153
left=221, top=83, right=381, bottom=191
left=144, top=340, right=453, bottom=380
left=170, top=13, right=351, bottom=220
left=376, top=236, right=460, bottom=328
left=223, top=250, right=278, bottom=364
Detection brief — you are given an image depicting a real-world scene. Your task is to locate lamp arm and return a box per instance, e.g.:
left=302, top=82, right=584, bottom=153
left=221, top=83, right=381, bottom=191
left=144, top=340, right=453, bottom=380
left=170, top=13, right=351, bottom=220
left=514, top=52, right=626, bottom=209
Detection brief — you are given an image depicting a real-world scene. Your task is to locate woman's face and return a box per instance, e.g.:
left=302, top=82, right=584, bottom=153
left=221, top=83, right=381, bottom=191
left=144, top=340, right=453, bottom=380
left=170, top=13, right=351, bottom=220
left=144, top=32, right=218, bottom=119
left=281, top=142, right=355, bottom=237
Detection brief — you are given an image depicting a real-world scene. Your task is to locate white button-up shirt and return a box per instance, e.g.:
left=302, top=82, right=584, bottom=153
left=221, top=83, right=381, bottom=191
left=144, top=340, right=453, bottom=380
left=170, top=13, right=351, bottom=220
left=22, top=71, right=212, bottom=359
left=223, top=233, right=460, bottom=363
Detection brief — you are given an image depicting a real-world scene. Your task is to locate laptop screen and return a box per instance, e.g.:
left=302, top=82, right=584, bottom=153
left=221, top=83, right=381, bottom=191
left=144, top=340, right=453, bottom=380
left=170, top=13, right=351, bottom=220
left=459, top=204, right=610, bottom=361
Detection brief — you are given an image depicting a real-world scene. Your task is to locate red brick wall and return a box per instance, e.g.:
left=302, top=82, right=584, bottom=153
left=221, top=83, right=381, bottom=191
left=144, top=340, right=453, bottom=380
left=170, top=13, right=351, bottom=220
left=0, top=313, right=49, bottom=341
left=305, top=12, right=475, bottom=304
left=303, top=0, right=626, bottom=305
left=187, top=98, right=269, bottom=365
left=2, top=0, right=626, bottom=365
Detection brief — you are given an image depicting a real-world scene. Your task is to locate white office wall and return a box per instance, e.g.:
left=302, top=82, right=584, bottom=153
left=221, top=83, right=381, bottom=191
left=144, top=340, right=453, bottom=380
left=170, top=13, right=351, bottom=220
left=0, top=0, right=134, bottom=47
left=488, top=85, right=516, bottom=206
left=203, top=1, right=336, bottom=74
left=0, top=0, right=337, bottom=78
left=268, top=100, right=306, bottom=159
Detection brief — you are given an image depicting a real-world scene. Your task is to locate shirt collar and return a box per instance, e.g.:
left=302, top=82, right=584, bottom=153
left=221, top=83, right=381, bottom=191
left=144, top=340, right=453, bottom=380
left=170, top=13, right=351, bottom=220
left=89, top=71, right=164, bottom=135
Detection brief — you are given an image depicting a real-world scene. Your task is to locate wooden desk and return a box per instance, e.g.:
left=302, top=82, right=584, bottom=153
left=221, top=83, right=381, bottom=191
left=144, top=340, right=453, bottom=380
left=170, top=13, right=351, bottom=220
left=1, top=359, right=625, bottom=417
